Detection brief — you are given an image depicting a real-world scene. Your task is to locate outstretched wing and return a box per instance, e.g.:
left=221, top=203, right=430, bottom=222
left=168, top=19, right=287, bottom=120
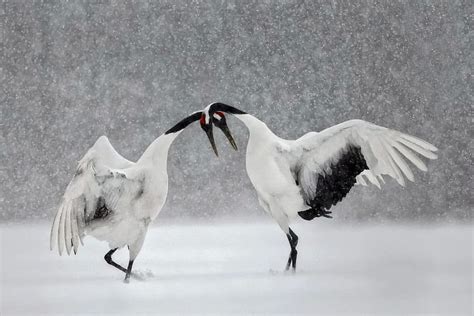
left=50, top=136, right=137, bottom=256
left=86, top=135, right=134, bottom=169
left=293, top=119, right=437, bottom=211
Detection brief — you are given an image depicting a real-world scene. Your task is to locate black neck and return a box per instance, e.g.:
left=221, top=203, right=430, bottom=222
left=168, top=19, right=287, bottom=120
left=209, top=103, right=247, bottom=115
left=165, top=112, right=202, bottom=134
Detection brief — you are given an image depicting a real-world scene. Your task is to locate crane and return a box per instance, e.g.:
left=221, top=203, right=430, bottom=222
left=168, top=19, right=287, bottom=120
left=50, top=110, right=232, bottom=282
left=201, top=102, right=437, bottom=271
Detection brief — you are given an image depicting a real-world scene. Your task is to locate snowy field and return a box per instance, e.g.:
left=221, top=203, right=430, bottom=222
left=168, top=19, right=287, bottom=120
left=1, top=221, right=472, bottom=315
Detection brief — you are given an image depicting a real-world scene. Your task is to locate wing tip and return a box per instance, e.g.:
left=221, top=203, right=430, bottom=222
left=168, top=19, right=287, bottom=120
left=400, top=133, right=438, bottom=152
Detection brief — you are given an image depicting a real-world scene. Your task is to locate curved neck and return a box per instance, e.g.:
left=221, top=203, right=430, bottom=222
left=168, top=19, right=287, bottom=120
left=137, top=111, right=200, bottom=167
left=137, top=131, right=181, bottom=166
left=233, top=114, right=278, bottom=141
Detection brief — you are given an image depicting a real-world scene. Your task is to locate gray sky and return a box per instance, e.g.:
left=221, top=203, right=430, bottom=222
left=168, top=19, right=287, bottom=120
left=1, top=1, right=471, bottom=221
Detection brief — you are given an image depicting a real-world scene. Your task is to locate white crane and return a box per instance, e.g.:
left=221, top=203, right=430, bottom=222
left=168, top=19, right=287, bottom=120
left=201, top=103, right=438, bottom=271
left=50, top=111, right=231, bottom=282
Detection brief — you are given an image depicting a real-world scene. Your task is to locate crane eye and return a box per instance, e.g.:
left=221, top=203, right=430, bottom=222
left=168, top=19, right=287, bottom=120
left=213, top=111, right=225, bottom=121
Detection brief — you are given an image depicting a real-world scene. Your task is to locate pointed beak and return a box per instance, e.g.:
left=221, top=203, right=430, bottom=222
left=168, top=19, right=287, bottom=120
left=216, top=122, right=238, bottom=151
left=205, top=125, right=219, bottom=157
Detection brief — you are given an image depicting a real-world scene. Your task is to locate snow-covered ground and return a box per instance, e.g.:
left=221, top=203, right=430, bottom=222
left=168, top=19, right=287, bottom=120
left=1, top=221, right=472, bottom=315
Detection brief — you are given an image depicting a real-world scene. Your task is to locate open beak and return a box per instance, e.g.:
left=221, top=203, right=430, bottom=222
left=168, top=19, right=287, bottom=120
left=216, top=122, right=238, bottom=151
left=205, top=125, right=219, bottom=157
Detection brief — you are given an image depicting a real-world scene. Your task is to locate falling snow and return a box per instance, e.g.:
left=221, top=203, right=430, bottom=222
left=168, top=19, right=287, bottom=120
left=1, top=1, right=471, bottom=222
left=1, top=1, right=472, bottom=315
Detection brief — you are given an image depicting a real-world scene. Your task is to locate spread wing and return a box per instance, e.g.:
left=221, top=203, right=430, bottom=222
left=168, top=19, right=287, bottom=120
left=50, top=136, right=138, bottom=256
left=293, top=119, right=438, bottom=211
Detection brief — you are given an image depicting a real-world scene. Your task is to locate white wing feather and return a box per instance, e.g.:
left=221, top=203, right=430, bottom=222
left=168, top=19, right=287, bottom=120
left=295, top=120, right=437, bottom=198
left=50, top=136, right=136, bottom=255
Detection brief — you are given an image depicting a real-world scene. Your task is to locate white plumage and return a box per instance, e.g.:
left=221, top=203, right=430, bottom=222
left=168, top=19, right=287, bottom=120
left=294, top=119, right=438, bottom=195
left=50, top=112, right=202, bottom=282
left=204, top=103, right=438, bottom=271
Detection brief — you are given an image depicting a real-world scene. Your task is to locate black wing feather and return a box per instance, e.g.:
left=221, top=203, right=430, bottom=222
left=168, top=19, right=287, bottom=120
left=298, top=145, right=368, bottom=220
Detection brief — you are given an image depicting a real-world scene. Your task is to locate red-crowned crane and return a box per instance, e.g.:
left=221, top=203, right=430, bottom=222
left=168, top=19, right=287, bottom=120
left=201, top=102, right=438, bottom=271
left=50, top=111, right=233, bottom=282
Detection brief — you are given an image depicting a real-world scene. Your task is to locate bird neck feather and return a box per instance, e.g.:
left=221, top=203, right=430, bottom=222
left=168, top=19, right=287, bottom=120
left=234, top=114, right=278, bottom=142
left=137, top=132, right=180, bottom=166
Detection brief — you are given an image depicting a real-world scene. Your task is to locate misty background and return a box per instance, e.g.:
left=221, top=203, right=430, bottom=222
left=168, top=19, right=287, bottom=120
left=1, top=1, right=471, bottom=222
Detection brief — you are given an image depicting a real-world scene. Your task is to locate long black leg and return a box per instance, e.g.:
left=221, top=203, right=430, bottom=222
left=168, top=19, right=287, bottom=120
left=286, top=234, right=293, bottom=270
left=104, top=248, right=128, bottom=274
left=285, top=228, right=299, bottom=271
left=124, top=260, right=134, bottom=283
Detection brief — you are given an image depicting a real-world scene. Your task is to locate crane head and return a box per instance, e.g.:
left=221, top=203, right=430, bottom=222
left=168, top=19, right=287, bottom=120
left=165, top=106, right=238, bottom=157
left=200, top=109, right=238, bottom=157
